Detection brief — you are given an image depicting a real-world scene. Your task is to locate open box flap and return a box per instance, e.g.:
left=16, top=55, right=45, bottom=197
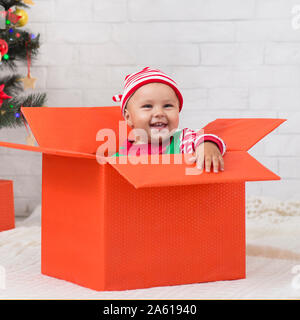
left=20, top=107, right=286, bottom=154
left=21, top=106, right=125, bottom=154
left=203, top=118, right=286, bottom=151
left=0, top=141, right=96, bottom=159
left=108, top=152, right=280, bottom=189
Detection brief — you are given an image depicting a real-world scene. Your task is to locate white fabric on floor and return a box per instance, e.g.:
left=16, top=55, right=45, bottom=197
left=0, top=195, right=300, bottom=299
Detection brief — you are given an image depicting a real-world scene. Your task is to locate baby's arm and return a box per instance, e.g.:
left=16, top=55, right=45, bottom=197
left=180, top=128, right=226, bottom=172
left=194, top=133, right=226, bottom=156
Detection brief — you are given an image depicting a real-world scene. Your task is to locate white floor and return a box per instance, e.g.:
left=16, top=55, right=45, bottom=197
left=0, top=195, right=300, bottom=299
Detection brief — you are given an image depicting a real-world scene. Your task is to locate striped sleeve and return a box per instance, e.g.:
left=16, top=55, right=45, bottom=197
left=179, top=128, right=226, bottom=156
left=179, top=128, right=197, bottom=154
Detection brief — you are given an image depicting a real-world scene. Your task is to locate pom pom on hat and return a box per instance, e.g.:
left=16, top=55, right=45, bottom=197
left=112, top=94, right=122, bottom=102
left=112, top=67, right=183, bottom=118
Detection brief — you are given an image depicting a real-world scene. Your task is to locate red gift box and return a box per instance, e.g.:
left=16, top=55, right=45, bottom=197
left=0, top=180, right=15, bottom=232
left=0, top=107, right=286, bottom=291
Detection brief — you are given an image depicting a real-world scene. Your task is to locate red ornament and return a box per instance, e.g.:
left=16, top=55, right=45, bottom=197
left=0, top=84, right=13, bottom=108
left=0, top=39, right=8, bottom=56
left=7, top=11, right=22, bottom=24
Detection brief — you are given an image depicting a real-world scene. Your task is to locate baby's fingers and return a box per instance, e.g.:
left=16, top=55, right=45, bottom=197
left=212, top=155, right=220, bottom=173
left=219, top=156, right=225, bottom=171
left=205, top=156, right=212, bottom=172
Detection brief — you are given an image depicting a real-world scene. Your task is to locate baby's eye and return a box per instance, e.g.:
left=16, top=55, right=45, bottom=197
left=164, top=104, right=173, bottom=108
left=142, top=104, right=152, bottom=108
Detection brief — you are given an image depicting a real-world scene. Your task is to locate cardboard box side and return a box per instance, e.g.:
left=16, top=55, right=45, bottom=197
left=41, top=154, right=106, bottom=290
left=103, top=164, right=246, bottom=290
left=0, top=180, right=15, bottom=232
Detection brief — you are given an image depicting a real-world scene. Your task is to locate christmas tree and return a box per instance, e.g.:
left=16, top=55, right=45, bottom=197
left=0, top=0, right=46, bottom=132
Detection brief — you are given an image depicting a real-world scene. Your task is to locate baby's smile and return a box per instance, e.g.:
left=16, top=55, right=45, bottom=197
left=150, top=121, right=168, bottom=129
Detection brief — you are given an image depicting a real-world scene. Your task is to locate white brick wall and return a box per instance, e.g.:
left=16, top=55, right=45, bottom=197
left=1, top=0, right=300, bottom=216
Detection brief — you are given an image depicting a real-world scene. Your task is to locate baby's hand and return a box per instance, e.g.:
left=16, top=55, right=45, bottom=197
left=188, top=141, right=225, bottom=173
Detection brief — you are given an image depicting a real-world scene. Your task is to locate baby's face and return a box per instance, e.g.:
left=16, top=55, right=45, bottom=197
left=124, top=83, right=180, bottom=144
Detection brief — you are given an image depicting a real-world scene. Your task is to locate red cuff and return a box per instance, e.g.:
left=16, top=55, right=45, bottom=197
left=194, top=135, right=224, bottom=155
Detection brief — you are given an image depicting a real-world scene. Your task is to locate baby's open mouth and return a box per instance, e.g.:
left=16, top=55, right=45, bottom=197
left=150, top=122, right=168, bottom=129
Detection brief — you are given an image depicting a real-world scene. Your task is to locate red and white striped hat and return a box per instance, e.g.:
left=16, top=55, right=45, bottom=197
left=112, top=67, right=183, bottom=118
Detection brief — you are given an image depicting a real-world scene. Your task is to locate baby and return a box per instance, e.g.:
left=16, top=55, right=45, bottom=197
left=112, top=67, right=226, bottom=173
